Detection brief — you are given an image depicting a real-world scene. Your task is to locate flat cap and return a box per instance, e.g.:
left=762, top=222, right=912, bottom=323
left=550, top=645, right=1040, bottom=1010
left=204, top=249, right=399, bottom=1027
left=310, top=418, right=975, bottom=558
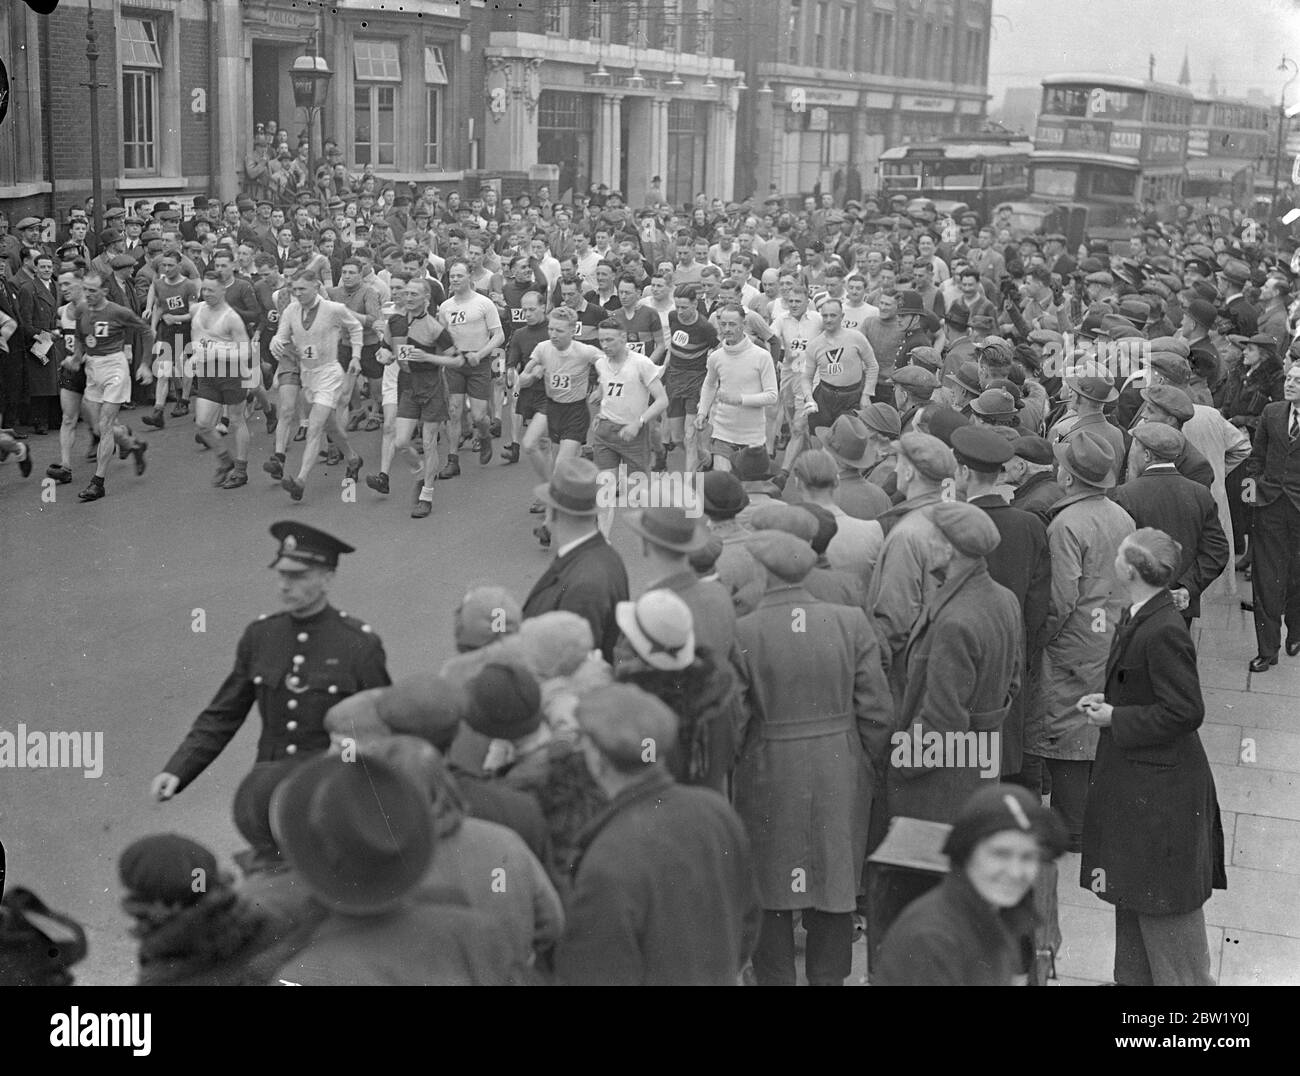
left=1147, top=336, right=1189, bottom=358
left=1220, top=259, right=1251, bottom=285
left=1141, top=384, right=1195, bottom=423
left=1013, top=435, right=1054, bottom=465
left=745, top=529, right=818, bottom=582
left=1148, top=351, right=1192, bottom=385
left=896, top=431, right=956, bottom=482
left=858, top=401, right=902, bottom=438
left=889, top=365, right=939, bottom=394
left=928, top=501, right=1001, bottom=557
left=1085, top=271, right=1114, bottom=286
left=16, top=216, right=42, bottom=230
left=1131, top=421, right=1185, bottom=461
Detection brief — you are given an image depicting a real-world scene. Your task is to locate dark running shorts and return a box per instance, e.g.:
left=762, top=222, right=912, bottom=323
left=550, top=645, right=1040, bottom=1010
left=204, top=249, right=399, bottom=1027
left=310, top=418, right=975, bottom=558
left=547, top=397, right=592, bottom=445
left=194, top=377, right=247, bottom=406
left=444, top=359, right=493, bottom=401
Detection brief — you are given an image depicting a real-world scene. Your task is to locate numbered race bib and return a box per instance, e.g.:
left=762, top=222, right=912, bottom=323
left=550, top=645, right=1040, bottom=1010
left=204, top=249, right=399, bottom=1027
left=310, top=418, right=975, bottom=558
left=448, top=310, right=466, bottom=325
left=396, top=344, right=414, bottom=362
left=550, top=373, right=572, bottom=391
left=302, top=345, right=315, bottom=361
left=627, top=340, right=646, bottom=354
left=64, top=333, right=77, bottom=351
left=606, top=381, right=625, bottom=397
left=790, top=338, right=808, bottom=353
left=511, top=308, right=526, bottom=323
left=826, top=363, right=843, bottom=376
left=268, top=309, right=279, bottom=324
left=166, top=295, right=184, bottom=311
left=671, top=330, right=690, bottom=347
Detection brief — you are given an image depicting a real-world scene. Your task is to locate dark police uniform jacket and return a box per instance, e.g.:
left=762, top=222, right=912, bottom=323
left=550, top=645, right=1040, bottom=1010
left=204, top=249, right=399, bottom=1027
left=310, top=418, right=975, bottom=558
left=164, top=604, right=390, bottom=790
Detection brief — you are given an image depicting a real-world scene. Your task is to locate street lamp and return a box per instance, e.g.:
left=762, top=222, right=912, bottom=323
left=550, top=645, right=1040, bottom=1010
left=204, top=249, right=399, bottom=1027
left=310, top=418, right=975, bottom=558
left=80, top=0, right=107, bottom=237
left=291, top=34, right=332, bottom=186
left=1272, top=57, right=1299, bottom=228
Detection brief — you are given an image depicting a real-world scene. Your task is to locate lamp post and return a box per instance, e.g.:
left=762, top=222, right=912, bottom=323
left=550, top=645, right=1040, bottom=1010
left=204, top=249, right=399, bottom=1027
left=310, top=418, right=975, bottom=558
left=80, top=0, right=107, bottom=236
left=1273, top=58, right=1299, bottom=229
left=291, top=33, right=333, bottom=191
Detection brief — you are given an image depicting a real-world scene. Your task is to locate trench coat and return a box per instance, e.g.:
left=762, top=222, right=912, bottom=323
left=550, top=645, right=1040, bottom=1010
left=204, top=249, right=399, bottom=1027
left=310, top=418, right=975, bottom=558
left=17, top=277, right=60, bottom=398
left=1029, top=491, right=1135, bottom=761
left=1181, top=404, right=1251, bottom=598
left=733, top=584, right=894, bottom=912
left=1080, top=591, right=1227, bottom=916
left=885, top=560, right=1022, bottom=824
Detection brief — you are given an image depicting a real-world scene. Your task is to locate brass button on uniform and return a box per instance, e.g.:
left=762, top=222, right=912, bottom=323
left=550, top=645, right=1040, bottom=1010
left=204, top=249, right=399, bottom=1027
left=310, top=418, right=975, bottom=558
left=285, top=744, right=297, bottom=755
left=297, top=632, right=309, bottom=643
left=287, top=699, right=298, bottom=711
left=286, top=720, right=298, bottom=731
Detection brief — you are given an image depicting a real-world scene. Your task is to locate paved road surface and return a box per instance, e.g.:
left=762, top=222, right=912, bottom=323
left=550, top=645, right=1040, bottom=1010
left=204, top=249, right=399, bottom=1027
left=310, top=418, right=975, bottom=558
left=0, top=415, right=659, bottom=984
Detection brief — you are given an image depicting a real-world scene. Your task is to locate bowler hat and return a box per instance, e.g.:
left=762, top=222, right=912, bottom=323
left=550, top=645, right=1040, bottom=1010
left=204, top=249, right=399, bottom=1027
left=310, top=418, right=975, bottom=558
left=815, top=414, right=875, bottom=469
left=119, top=834, right=219, bottom=906
left=271, top=754, right=434, bottom=915
left=895, top=290, right=940, bottom=331
left=1053, top=429, right=1117, bottom=489
left=533, top=457, right=601, bottom=516
left=1186, top=299, right=1218, bottom=328
left=625, top=507, right=708, bottom=553
left=615, top=590, right=696, bottom=672
left=702, top=470, right=748, bottom=519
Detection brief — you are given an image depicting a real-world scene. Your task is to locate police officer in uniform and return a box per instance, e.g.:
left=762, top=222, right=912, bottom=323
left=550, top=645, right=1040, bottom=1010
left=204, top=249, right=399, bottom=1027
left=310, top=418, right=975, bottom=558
left=150, top=522, right=390, bottom=799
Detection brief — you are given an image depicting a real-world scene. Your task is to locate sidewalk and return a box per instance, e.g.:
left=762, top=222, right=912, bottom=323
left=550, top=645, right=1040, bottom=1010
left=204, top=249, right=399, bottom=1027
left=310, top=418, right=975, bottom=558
left=1055, top=591, right=1300, bottom=986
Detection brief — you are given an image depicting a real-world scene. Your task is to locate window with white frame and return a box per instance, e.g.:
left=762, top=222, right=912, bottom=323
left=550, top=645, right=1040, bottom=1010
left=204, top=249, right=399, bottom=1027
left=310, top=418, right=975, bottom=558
left=354, top=40, right=400, bottom=168
left=424, top=46, right=448, bottom=169
left=121, top=16, right=161, bottom=174
left=542, top=0, right=564, bottom=35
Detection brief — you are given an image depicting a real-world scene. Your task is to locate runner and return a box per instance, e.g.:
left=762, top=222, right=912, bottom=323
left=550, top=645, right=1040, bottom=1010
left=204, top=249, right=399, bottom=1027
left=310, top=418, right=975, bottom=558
left=590, top=318, right=668, bottom=536
left=141, top=251, right=198, bottom=428
left=328, top=258, right=385, bottom=432
left=495, top=253, right=546, bottom=463
left=268, top=270, right=364, bottom=502
left=506, top=290, right=551, bottom=505
left=436, top=258, right=503, bottom=477
left=377, top=276, right=464, bottom=518
left=65, top=270, right=152, bottom=502
left=190, top=273, right=256, bottom=489
left=661, top=284, right=719, bottom=474
left=518, top=305, right=603, bottom=547
left=44, top=269, right=91, bottom=485
left=696, top=303, right=779, bottom=473
left=801, top=298, right=878, bottom=433
left=769, top=282, right=823, bottom=480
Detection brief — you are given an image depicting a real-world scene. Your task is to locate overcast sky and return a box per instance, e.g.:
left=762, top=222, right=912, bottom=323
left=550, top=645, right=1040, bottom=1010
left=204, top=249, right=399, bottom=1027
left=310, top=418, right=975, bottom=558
left=988, top=0, right=1300, bottom=105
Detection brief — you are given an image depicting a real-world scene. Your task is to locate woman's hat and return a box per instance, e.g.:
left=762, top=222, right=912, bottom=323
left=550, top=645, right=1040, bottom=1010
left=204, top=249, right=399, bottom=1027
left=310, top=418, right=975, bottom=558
left=942, top=784, right=1068, bottom=867
left=615, top=590, right=696, bottom=672
left=270, top=754, right=435, bottom=915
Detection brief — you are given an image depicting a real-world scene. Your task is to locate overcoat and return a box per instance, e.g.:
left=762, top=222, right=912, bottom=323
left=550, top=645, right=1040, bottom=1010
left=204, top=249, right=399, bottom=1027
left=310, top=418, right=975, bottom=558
left=886, top=560, right=1022, bottom=823
left=522, top=533, right=629, bottom=663
left=17, top=276, right=60, bottom=398
left=733, top=585, right=893, bottom=911
left=1080, top=591, right=1227, bottom=915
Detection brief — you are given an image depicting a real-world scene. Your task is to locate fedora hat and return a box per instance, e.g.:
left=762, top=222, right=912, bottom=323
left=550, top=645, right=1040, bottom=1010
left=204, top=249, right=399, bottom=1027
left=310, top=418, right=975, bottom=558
left=533, top=457, right=600, bottom=516
left=270, top=754, right=434, bottom=915
left=615, top=590, right=695, bottom=672
left=1053, top=429, right=1117, bottom=490
left=895, top=289, right=940, bottom=331
left=945, top=361, right=983, bottom=398
left=815, top=413, right=875, bottom=469
left=624, top=507, right=708, bottom=553
left=943, top=302, right=970, bottom=330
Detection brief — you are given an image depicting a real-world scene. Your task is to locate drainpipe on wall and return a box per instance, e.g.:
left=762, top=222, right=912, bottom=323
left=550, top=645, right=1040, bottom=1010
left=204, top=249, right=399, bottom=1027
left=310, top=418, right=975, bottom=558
left=40, top=13, right=58, bottom=217
left=207, top=0, right=219, bottom=198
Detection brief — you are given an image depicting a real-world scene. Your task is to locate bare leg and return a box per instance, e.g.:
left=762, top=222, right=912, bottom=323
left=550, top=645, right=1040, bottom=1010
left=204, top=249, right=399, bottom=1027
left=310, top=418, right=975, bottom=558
left=522, top=412, right=552, bottom=481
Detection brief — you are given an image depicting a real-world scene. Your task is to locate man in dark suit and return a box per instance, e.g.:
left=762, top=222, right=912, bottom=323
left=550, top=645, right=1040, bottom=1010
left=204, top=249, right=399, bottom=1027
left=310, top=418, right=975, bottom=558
left=17, top=251, right=62, bottom=433
left=1243, top=368, right=1300, bottom=671
left=1218, top=260, right=1258, bottom=338
left=1115, top=424, right=1228, bottom=624
left=953, top=426, right=1051, bottom=786
left=522, top=458, right=629, bottom=663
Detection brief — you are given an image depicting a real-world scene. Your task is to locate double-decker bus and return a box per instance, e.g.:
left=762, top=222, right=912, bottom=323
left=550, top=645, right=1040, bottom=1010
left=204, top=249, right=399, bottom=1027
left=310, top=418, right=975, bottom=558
left=1030, top=74, right=1193, bottom=237
left=877, top=136, right=1032, bottom=222
left=1185, top=94, right=1275, bottom=206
